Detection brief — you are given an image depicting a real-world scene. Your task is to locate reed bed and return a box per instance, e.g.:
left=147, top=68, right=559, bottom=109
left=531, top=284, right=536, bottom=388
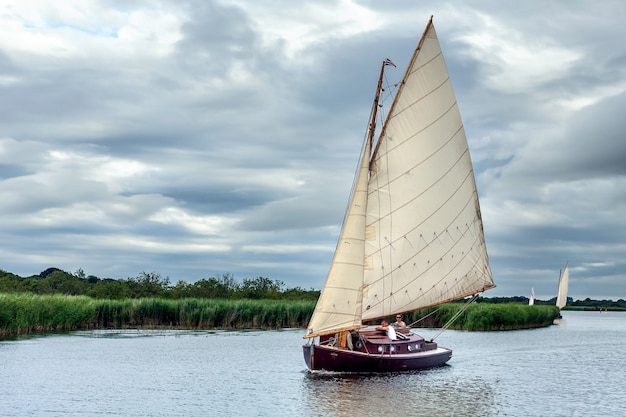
left=1, top=294, right=560, bottom=337
left=0, top=293, right=315, bottom=337
left=407, top=303, right=561, bottom=331
left=0, top=293, right=97, bottom=336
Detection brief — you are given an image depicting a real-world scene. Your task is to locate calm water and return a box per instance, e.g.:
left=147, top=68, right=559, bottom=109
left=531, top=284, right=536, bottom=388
left=1, top=311, right=624, bottom=416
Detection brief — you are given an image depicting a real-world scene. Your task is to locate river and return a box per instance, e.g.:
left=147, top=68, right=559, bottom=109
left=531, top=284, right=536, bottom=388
left=0, top=310, right=623, bottom=416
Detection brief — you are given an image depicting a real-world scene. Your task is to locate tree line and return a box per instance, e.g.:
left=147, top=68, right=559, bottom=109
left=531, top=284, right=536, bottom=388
left=471, top=295, right=626, bottom=310
left=1, top=267, right=624, bottom=309
left=0, top=268, right=320, bottom=301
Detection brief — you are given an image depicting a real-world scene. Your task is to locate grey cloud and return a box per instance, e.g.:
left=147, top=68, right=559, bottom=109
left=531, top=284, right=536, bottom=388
left=1, top=1, right=625, bottom=299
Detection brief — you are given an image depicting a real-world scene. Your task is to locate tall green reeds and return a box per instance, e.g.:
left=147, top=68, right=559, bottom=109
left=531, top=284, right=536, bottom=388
left=1, top=294, right=560, bottom=338
left=0, top=293, right=316, bottom=337
left=408, top=303, right=560, bottom=331
left=0, top=293, right=97, bottom=335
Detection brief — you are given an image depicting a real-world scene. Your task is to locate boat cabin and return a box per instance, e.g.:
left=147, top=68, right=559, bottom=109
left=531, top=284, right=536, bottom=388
left=318, top=326, right=438, bottom=355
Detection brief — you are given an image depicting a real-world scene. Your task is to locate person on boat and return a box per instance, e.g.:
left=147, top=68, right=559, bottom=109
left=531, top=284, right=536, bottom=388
left=376, top=320, right=397, bottom=340
left=392, top=314, right=406, bottom=328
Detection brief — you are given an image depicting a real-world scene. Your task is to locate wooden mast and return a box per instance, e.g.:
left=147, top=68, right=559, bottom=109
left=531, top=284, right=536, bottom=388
left=367, top=59, right=387, bottom=157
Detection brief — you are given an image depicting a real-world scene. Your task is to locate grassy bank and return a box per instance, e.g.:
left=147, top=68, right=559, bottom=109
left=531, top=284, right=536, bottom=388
left=406, top=303, right=561, bottom=331
left=1, top=293, right=561, bottom=337
left=0, top=293, right=315, bottom=337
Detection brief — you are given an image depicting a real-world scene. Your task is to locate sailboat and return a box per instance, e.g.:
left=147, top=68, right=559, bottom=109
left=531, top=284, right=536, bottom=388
left=529, top=288, right=535, bottom=306
left=555, top=262, right=569, bottom=309
left=302, top=16, right=495, bottom=373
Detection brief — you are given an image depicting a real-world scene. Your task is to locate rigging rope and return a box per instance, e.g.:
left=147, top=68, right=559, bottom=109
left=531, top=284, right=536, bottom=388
left=407, top=308, right=439, bottom=328
left=407, top=294, right=481, bottom=342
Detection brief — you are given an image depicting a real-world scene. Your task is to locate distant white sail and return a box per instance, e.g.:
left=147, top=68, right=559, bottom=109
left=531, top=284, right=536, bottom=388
left=529, top=287, right=535, bottom=306
left=556, top=263, right=569, bottom=309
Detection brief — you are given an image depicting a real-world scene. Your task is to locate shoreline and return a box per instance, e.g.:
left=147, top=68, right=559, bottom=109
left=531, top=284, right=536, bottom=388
left=1, top=293, right=565, bottom=338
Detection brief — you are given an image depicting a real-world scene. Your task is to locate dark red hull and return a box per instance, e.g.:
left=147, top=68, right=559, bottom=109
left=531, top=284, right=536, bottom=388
left=303, top=328, right=452, bottom=372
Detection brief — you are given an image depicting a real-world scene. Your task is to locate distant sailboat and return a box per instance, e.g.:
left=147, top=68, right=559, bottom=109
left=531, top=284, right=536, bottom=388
left=529, top=287, right=535, bottom=306
left=302, top=16, right=495, bottom=373
left=555, top=263, right=569, bottom=309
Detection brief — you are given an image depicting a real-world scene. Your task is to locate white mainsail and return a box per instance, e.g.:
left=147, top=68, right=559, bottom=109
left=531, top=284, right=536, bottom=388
left=529, top=287, right=535, bottom=305
left=305, top=17, right=495, bottom=338
left=362, top=19, right=494, bottom=320
left=555, top=263, right=569, bottom=309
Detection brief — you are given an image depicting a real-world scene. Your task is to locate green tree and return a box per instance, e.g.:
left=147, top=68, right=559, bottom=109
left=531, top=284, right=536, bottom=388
left=0, top=270, right=24, bottom=292
left=88, top=279, right=131, bottom=299
left=126, top=272, right=170, bottom=298
left=37, top=270, right=88, bottom=295
left=239, top=277, right=283, bottom=299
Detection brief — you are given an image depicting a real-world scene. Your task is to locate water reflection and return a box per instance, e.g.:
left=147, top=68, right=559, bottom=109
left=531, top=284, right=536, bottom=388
left=302, top=367, right=495, bottom=417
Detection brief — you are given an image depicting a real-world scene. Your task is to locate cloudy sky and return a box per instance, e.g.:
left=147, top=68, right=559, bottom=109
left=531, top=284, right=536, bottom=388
left=1, top=0, right=625, bottom=300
